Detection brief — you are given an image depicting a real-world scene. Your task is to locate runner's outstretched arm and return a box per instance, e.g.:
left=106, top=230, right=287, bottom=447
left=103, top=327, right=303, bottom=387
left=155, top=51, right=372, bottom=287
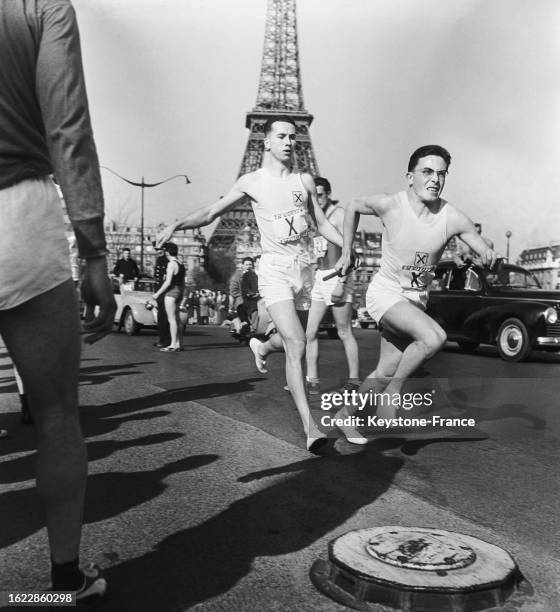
left=156, top=177, right=249, bottom=245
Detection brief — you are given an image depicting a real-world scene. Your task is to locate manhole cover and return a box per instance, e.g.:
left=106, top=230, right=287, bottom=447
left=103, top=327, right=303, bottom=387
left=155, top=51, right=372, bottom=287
left=310, top=526, right=527, bottom=611
left=366, top=528, right=476, bottom=571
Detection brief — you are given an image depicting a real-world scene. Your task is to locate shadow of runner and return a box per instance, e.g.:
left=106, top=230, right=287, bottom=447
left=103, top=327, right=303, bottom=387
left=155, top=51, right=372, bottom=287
left=0, top=379, right=262, bottom=458
left=102, top=448, right=404, bottom=611
left=0, top=454, right=219, bottom=549
left=0, top=433, right=186, bottom=485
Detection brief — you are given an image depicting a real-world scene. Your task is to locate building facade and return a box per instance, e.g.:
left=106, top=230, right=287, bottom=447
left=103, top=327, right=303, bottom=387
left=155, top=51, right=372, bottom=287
left=517, top=244, right=560, bottom=290
left=105, top=223, right=206, bottom=282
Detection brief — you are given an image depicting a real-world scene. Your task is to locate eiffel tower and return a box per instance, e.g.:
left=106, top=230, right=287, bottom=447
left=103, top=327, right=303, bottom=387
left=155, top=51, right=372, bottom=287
left=208, top=0, right=320, bottom=256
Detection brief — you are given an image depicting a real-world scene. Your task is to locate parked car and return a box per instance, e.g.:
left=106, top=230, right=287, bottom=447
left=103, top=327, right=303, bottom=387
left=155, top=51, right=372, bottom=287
left=113, top=278, right=187, bottom=336
left=356, top=306, right=377, bottom=329
left=426, top=260, right=560, bottom=361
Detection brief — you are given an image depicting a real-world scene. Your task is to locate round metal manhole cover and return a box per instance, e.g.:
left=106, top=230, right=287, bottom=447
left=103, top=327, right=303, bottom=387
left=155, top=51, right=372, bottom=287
left=365, top=528, right=476, bottom=571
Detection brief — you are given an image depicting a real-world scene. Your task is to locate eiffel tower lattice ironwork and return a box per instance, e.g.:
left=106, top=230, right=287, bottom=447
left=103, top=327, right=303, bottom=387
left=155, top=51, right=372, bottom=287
left=208, top=0, right=320, bottom=255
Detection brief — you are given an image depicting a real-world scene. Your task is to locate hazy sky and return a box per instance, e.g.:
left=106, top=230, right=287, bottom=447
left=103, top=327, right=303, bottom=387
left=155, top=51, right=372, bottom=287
left=73, top=0, right=560, bottom=260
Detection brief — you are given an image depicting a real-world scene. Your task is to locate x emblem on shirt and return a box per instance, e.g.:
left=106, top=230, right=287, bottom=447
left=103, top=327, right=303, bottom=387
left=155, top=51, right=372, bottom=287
left=286, top=216, right=297, bottom=236
left=414, top=252, right=428, bottom=265
left=292, top=191, right=304, bottom=204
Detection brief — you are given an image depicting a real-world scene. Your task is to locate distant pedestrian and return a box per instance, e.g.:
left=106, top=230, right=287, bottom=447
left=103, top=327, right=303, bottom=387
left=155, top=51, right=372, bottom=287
left=240, top=257, right=260, bottom=330
left=153, top=242, right=185, bottom=351
left=153, top=245, right=171, bottom=348
left=199, top=292, right=210, bottom=325
left=112, top=247, right=139, bottom=286
left=229, top=266, right=244, bottom=313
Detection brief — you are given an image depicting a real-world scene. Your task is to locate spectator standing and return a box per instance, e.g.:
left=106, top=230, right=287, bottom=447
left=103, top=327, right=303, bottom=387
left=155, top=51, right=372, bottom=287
left=199, top=291, right=210, bottom=325
left=229, top=266, right=244, bottom=314
left=152, top=242, right=185, bottom=351
left=241, top=257, right=260, bottom=330
left=153, top=244, right=171, bottom=348
left=112, top=247, right=139, bottom=285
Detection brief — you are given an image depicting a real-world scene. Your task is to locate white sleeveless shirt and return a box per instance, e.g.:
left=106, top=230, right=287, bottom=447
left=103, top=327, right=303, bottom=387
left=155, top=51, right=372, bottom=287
left=376, top=191, right=448, bottom=305
left=249, top=168, right=313, bottom=259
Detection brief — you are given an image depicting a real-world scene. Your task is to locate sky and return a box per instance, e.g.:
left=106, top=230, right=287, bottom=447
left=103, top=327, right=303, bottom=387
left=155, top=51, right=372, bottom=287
left=72, top=0, right=560, bottom=261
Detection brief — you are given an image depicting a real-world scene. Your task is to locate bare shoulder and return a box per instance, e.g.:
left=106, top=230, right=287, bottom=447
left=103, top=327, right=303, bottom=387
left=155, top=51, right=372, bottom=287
left=355, top=191, right=398, bottom=216
left=327, top=204, right=345, bottom=226
left=300, top=172, right=315, bottom=191
left=445, top=201, right=471, bottom=232
left=237, top=170, right=260, bottom=191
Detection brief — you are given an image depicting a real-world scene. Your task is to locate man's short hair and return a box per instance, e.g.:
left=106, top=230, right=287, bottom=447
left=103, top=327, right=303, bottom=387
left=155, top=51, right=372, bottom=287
left=163, top=242, right=178, bottom=256
left=314, top=177, right=331, bottom=194
left=408, top=145, right=452, bottom=171
left=263, top=115, right=296, bottom=135
left=242, top=256, right=254, bottom=264
left=122, top=247, right=131, bottom=253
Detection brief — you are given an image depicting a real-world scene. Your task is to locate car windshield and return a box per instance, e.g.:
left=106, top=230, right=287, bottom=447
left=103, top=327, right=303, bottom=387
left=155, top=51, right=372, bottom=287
left=484, top=265, right=541, bottom=289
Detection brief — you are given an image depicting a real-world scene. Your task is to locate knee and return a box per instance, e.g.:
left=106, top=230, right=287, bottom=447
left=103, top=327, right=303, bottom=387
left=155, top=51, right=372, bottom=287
left=336, top=324, right=352, bottom=341
left=284, top=336, right=306, bottom=360
left=420, top=328, right=447, bottom=358
left=305, top=328, right=317, bottom=344
left=372, top=370, right=393, bottom=388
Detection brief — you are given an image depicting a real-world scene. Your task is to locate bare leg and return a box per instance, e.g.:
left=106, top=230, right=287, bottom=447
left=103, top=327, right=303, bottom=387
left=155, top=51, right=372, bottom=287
left=0, top=280, right=86, bottom=564
left=266, top=300, right=326, bottom=451
left=360, top=301, right=446, bottom=419
left=164, top=296, right=179, bottom=348
left=304, top=299, right=328, bottom=381
left=332, top=302, right=360, bottom=380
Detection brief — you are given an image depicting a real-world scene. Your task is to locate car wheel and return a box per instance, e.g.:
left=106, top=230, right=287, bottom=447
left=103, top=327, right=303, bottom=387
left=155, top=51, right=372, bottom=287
left=457, top=340, right=479, bottom=353
left=360, top=322, right=369, bottom=329
left=123, top=309, right=141, bottom=336
left=496, top=318, right=531, bottom=362
left=327, top=328, right=339, bottom=339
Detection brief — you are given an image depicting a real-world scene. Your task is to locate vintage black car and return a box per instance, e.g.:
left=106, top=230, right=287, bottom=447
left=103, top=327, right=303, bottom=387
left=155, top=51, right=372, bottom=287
left=426, top=260, right=560, bottom=361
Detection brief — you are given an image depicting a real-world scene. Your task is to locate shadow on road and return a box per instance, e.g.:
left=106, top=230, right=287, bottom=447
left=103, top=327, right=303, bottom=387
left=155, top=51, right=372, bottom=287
left=78, top=362, right=154, bottom=386
left=101, top=447, right=404, bottom=611
left=0, top=378, right=263, bottom=461
left=0, top=432, right=186, bottom=485
left=0, top=454, right=219, bottom=549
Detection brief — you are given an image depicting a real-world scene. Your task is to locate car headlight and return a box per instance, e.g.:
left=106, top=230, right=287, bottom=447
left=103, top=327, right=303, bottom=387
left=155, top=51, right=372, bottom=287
left=145, top=301, right=154, bottom=311
left=544, top=307, right=558, bottom=324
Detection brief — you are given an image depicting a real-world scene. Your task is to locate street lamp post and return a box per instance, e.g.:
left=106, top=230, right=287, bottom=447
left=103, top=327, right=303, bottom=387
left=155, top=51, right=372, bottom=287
left=505, top=230, right=512, bottom=262
left=101, top=166, right=190, bottom=271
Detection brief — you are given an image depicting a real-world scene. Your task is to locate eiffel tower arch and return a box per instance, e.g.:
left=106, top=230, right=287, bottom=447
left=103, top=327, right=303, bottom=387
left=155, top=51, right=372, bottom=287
left=208, top=0, right=320, bottom=258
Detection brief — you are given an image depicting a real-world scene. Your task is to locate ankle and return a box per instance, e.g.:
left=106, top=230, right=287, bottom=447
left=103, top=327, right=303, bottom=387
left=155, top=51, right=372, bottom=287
left=51, top=558, right=83, bottom=591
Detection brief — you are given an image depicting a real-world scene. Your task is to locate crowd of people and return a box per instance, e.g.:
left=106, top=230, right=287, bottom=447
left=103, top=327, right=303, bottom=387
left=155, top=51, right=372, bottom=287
left=0, top=1, right=497, bottom=602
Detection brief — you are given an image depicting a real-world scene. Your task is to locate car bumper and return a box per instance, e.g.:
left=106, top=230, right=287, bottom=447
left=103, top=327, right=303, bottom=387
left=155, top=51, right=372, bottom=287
left=536, top=336, right=560, bottom=346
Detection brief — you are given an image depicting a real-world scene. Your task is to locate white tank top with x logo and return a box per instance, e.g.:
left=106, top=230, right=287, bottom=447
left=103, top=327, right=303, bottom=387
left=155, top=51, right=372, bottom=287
left=249, top=168, right=314, bottom=259
left=376, top=191, right=449, bottom=302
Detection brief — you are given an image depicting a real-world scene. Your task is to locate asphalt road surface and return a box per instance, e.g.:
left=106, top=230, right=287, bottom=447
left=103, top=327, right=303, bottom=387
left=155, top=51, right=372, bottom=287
left=0, top=324, right=558, bottom=611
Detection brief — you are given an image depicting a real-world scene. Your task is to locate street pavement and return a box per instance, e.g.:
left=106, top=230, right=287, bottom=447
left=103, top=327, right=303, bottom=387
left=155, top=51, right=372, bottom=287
left=0, top=324, right=559, bottom=611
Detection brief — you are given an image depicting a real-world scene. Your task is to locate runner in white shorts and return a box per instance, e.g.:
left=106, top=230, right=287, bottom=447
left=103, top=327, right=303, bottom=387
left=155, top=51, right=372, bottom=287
left=305, top=177, right=362, bottom=412
left=157, top=116, right=350, bottom=452
left=336, top=145, right=497, bottom=429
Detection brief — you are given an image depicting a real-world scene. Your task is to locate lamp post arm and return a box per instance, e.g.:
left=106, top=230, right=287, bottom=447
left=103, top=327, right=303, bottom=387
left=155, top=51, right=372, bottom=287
left=100, top=166, right=191, bottom=274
